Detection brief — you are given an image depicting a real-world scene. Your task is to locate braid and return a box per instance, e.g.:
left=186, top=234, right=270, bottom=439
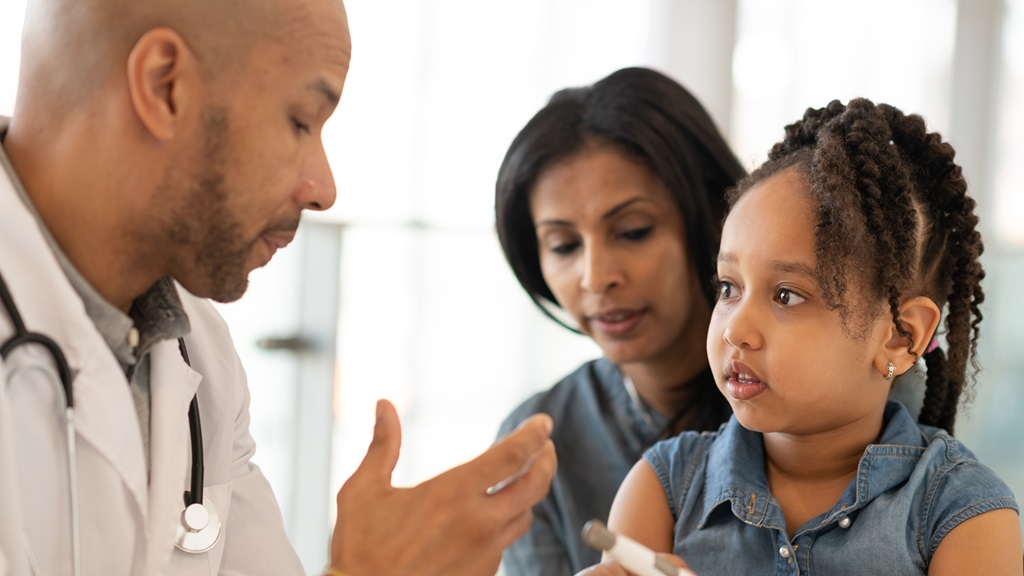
left=920, top=347, right=951, bottom=431
left=769, top=99, right=849, bottom=159
left=810, top=101, right=919, bottom=334
left=729, top=98, right=985, bottom=434
left=883, top=107, right=985, bottom=433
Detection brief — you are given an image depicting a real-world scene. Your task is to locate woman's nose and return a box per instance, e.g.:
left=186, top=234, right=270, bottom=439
left=579, top=243, right=623, bottom=293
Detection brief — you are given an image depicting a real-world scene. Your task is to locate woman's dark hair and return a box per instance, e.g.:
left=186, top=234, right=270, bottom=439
left=495, top=66, right=746, bottom=326
left=728, top=98, right=984, bottom=434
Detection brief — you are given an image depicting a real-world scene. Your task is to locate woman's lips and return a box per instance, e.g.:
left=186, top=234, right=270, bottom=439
left=724, top=360, right=768, bottom=400
left=589, top=308, right=645, bottom=337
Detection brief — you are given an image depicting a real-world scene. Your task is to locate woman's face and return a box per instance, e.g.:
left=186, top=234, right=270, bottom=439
left=530, top=145, right=710, bottom=369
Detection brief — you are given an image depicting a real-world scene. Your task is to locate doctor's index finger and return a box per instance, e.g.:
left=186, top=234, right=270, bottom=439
left=465, top=413, right=554, bottom=491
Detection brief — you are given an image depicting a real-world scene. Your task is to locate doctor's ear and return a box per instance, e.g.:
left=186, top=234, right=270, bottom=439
left=874, top=296, right=941, bottom=379
left=126, top=27, right=203, bottom=142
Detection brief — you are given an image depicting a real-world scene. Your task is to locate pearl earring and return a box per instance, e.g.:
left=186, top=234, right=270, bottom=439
left=885, top=362, right=895, bottom=380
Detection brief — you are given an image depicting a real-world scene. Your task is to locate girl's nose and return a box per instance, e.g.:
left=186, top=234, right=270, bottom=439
left=721, top=298, right=764, bottom=350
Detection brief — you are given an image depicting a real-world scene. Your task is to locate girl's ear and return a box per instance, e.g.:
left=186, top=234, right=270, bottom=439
left=874, top=296, right=941, bottom=379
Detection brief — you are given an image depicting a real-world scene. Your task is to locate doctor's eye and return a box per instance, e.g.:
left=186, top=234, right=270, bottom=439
left=291, top=118, right=311, bottom=135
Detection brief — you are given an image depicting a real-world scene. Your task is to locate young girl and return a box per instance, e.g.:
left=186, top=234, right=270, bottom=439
left=598, top=98, right=1021, bottom=575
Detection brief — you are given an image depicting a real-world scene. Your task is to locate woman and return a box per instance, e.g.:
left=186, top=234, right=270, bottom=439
left=494, top=67, right=745, bottom=575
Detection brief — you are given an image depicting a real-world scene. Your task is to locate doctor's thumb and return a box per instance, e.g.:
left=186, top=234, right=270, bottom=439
left=353, top=399, right=403, bottom=487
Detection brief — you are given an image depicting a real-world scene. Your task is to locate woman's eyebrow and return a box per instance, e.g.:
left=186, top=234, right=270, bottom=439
left=536, top=196, right=653, bottom=228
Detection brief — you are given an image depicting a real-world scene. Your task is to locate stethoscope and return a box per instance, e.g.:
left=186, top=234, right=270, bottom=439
left=0, top=270, right=222, bottom=576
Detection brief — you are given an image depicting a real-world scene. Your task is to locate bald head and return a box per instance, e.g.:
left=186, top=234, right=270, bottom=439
left=17, top=0, right=301, bottom=114
left=4, top=0, right=350, bottom=309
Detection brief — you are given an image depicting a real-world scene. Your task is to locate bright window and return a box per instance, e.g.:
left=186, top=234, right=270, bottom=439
left=993, top=0, right=1024, bottom=246
left=731, top=0, right=956, bottom=168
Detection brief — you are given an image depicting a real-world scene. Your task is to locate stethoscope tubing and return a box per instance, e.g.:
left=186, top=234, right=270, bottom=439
left=63, top=405, right=82, bottom=576
left=179, top=340, right=205, bottom=507
left=0, top=273, right=74, bottom=407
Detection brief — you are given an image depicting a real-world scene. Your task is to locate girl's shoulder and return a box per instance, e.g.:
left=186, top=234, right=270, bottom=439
left=895, top=424, right=1020, bottom=558
left=865, top=372, right=1017, bottom=550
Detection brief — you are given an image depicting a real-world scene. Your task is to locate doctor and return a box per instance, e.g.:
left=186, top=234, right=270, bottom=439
left=0, top=0, right=557, bottom=574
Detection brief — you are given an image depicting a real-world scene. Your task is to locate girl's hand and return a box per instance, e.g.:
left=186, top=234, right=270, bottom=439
left=573, top=560, right=630, bottom=576
left=573, top=553, right=694, bottom=576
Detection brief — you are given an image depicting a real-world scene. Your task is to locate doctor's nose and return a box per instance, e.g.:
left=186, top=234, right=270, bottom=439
left=295, top=142, right=337, bottom=211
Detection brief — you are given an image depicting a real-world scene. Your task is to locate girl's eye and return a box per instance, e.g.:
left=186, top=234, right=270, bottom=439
left=292, top=118, right=311, bottom=134
left=775, top=288, right=806, bottom=307
left=620, top=226, right=653, bottom=241
left=717, top=280, right=736, bottom=300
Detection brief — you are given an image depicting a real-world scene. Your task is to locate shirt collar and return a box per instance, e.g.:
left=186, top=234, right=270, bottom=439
left=699, top=401, right=927, bottom=531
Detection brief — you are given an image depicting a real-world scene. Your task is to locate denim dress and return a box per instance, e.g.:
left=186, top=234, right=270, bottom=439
left=645, top=402, right=1019, bottom=575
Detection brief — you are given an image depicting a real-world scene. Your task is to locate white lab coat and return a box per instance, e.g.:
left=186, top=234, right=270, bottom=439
left=0, top=151, right=305, bottom=574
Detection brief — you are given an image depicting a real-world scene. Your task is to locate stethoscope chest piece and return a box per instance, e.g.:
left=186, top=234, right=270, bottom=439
left=174, top=498, right=221, bottom=553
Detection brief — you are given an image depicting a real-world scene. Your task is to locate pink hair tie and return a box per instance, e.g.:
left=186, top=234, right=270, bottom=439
left=926, top=337, right=940, bottom=354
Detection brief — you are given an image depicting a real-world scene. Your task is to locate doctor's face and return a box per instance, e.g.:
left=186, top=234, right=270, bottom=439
left=165, top=0, right=349, bottom=302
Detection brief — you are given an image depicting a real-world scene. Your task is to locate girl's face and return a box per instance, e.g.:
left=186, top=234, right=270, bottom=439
left=530, top=145, right=710, bottom=369
left=707, top=168, right=892, bottom=436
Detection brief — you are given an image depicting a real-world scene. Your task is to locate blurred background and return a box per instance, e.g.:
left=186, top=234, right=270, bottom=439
left=1, top=0, right=1021, bottom=573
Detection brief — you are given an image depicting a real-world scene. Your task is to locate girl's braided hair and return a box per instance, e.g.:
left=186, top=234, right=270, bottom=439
left=728, top=98, right=984, bottom=434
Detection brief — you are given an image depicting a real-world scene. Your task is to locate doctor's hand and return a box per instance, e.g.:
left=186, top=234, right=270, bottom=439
left=328, top=399, right=557, bottom=576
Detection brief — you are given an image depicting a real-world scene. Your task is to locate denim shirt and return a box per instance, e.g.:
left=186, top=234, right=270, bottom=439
left=498, top=358, right=670, bottom=576
left=645, top=402, right=1019, bottom=576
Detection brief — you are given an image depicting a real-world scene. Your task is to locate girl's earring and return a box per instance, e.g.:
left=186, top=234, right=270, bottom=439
left=885, top=362, right=895, bottom=381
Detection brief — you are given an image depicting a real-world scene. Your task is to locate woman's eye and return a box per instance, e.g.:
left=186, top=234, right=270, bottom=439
left=550, top=241, right=579, bottom=255
left=292, top=118, right=310, bottom=134
left=776, top=288, right=806, bottom=307
left=620, top=226, right=653, bottom=241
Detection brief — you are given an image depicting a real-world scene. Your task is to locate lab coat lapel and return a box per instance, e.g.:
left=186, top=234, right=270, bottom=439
left=70, top=350, right=150, bottom=513
left=0, top=164, right=150, bottom=520
left=145, top=340, right=202, bottom=573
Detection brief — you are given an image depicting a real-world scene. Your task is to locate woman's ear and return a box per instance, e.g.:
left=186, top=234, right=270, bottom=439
left=125, top=27, right=201, bottom=141
left=874, top=296, right=941, bottom=379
